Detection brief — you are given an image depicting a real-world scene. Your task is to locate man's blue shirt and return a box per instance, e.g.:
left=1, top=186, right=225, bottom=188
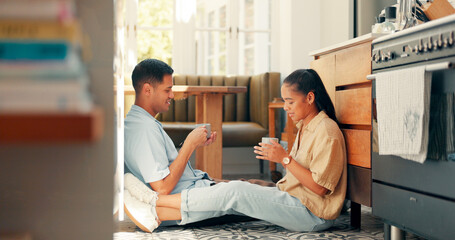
left=124, top=105, right=213, bottom=194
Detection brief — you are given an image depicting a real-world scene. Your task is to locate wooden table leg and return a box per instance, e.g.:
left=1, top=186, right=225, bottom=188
left=268, top=105, right=284, bottom=183
left=195, top=94, right=223, bottom=179
left=268, top=107, right=277, bottom=172
left=284, top=116, right=297, bottom=152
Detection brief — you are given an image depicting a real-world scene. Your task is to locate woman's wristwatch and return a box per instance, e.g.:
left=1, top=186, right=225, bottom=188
left=282, top=156, right=291, bottom=165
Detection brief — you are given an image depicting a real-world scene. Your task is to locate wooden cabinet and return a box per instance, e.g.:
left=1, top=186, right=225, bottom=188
left=334, top=43, right=371, bottom=86
left=310, top=54, right=336, bottom=107
left=310, top=34, right=382, bottom=227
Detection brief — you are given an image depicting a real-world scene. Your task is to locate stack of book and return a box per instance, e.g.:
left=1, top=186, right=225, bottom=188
left=0, top=0, right=93, bottom=113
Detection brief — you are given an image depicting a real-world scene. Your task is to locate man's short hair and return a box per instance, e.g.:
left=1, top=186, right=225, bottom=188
left=131, top=59, right=174, bottom=93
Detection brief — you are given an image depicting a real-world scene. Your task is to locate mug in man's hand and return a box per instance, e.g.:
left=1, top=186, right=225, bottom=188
left=261, top=137, right=279, bottom=146
left=195, top=123, right=211, bottom=138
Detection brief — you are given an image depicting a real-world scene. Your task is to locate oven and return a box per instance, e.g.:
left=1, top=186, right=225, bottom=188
left=369, top=15, right=455, bottom=240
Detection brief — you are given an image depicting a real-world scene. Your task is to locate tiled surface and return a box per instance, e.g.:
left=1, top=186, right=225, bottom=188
left=114, top=207, right=427, bottom=239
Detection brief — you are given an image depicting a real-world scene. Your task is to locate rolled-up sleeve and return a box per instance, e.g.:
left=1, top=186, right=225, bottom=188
left=310, top=137, right=344, bottom=194
left=128, top=125, right=171, bottom=183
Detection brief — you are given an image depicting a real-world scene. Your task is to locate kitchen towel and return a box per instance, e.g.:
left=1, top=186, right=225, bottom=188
left=376, top=65, right=432, bottom=163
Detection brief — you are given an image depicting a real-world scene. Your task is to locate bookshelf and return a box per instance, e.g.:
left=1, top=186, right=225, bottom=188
left=0, top=107, right=103, bottom=143
left=0, top=0, right=104, bottom=144
left=0, top=1, right=112, bottom=239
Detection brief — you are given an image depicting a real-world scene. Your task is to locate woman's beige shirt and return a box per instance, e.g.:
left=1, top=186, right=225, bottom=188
left=277, top=111, right=347, bottom=220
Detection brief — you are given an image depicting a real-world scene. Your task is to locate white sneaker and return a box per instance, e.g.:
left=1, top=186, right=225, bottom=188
left=124, top=173, right=159, bottom=232
left=124, top=173, right=158, bottom=205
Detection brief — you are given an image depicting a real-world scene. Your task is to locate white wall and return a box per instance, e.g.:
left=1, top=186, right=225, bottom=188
left=320, top=0, right=353, bottom=48
left=356, top=0, right=396, bottom=36
left=273, top=0, right=353, bottom=79
left=173, top=0, right=197, bottom=74
left=0, top=1, right=114, bottom=239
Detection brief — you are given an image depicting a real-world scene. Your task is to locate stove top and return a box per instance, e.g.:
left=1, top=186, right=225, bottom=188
left=372, top=14, right=455, bottom=71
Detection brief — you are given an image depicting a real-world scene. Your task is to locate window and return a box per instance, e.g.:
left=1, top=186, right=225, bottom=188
left=195, top=0, right=271, bottom=75
left=237, top=0, right=271, bottom=75
left=196, top=1, right=228, bottom=74
left=135, top=0, right=272, bottom=75
left=137, top=0, right=173, bottom=65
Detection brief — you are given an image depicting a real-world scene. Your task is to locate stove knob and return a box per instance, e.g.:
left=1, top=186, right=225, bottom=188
left=437, top=34, right=443, bottom=49
left=417, top=39, right=424, bottom=53
left=427, top=36, right=433, bottom=51
left=423, top=42, right=428, bottom=52
left=449, top=31, right=454, bottom=46
left=381, top=52, right=387, bottom=62
left=403, top=45, right=413, bottom=53
left=386, top=51, right=395, bottom=61
left=372, top=52, right=380, bottom=63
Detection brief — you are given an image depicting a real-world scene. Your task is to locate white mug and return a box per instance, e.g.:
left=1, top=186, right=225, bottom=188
left=195, top=123, right=211, bottom=138
left=261, top=137, right=279, bottom=146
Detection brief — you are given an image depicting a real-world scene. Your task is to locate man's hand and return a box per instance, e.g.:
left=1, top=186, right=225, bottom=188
left=203, top=131, right=217, bottom=146
left=185, top=126, right=217, bottom=148
left=152, top=126, right=215, bottom=195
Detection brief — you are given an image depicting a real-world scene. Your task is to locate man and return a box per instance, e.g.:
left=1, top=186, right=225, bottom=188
left=124, top=58, right=217, bottom=198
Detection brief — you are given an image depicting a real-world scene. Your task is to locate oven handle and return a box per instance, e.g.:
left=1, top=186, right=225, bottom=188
left=366, top=61, right=454, bottom=80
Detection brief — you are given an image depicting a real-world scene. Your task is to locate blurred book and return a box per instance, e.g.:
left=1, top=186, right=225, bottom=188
left=0, top=74, right=92, bottom=113
left=0, top=94, right=93, bottom=113
left=0, top=0, right=94, bottom=114
left=0, top=51, right=84, bottom=79
left=0, top=0, right=75, bottom=21
left=0, top=41, right=69, bottom=61
left=0, top=76, right=89, bottom=94
left=0, top=19, right=82, bottom=43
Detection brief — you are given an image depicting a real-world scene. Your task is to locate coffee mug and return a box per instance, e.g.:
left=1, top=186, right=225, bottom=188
left=261, top=137, right=279, bottom=145
left=195, top=123, right=211, bottom=138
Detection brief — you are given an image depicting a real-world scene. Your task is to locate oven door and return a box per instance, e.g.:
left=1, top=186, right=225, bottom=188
left=372, top=57, right=455, bottom=198
left=371, top=57, right=455, bottom=239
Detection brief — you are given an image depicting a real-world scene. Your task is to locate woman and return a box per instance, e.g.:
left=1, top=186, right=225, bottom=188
left=124, top=69, right=347, bottom=233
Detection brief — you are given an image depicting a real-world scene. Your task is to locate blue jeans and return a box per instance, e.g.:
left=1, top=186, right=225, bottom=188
left=180, top=180, right=334, bottom=232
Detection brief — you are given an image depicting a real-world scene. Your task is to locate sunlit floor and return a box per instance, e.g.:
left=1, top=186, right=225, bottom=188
left=114, top=160, right=426, bottom=240
left=115, top=170, right=426, bottom=240
left=114, top=205, right=427, bottom=240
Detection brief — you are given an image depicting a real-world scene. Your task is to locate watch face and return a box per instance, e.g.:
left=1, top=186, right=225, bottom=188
left=283, top=157, right=290, bottom=165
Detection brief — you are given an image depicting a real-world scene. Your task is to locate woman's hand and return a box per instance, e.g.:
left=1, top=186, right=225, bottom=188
left=254, top=141, right=288, bottom=163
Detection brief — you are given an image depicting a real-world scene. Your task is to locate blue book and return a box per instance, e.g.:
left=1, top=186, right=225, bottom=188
left=0, top=50, right=84, bottom=79
left=0, top=41, right=68, bottom=60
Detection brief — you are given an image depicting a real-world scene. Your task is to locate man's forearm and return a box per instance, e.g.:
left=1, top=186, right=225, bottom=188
left=150, top=143, right=196, bottom=195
